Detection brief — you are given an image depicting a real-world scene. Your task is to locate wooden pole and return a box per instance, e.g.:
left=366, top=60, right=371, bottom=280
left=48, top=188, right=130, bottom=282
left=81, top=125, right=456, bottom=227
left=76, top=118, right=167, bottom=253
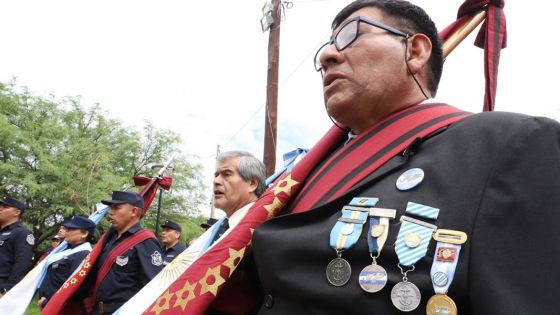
left=442, top=10, right=487, bottom=58
left=263, top=0, right=280, bottom=177
left=210, top=144, right=220, bottom=219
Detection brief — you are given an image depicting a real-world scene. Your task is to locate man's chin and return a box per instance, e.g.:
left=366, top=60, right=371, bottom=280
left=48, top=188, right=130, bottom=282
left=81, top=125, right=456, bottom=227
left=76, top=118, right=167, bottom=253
left=326, top=98, right=351, bottom=119
left=213, top=200, right=226, bottom=210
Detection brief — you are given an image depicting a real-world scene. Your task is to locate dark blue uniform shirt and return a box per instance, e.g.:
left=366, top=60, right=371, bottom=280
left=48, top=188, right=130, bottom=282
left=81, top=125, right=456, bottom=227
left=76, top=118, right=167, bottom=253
left=95, top=223, right=163, bottom=303
left=162, top=242, right=187, bottom=265
left=0, top=221, right=34, bottom=292
left=38, top=242, right=90, bottom=305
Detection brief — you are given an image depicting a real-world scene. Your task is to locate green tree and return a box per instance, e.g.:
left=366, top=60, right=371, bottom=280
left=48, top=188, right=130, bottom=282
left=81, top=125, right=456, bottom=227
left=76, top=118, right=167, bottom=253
left=0, top=81, right=208, bottom=257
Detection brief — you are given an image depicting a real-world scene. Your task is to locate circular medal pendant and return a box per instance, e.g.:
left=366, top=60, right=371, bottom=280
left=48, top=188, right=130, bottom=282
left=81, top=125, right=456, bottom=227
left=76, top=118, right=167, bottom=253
left=358, top=264, right=387, bottom=293
left=326, top=257, right=351, bottom=287
left=391, top=281, right=421, bottom=312
left=426, top=294, right=457, bottom=315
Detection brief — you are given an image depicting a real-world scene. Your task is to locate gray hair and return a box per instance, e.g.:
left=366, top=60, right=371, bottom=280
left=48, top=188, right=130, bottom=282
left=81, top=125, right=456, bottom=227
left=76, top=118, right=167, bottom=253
left=217, top=151, right=266, bottom=196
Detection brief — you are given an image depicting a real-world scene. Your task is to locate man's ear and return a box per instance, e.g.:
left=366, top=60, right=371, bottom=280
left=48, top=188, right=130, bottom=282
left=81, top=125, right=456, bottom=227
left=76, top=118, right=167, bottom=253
left=132, top=206, right=143, bottom=219
left=248, top=178, right=258, bottom=193
left=406, top=33, right=432, bottom=76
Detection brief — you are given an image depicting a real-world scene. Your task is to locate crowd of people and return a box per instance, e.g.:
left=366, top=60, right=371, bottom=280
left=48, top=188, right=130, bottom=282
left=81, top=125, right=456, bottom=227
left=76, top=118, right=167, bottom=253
left=1, top=0, right=560, bottom=314
left=0, top=150, right=265, bottom=314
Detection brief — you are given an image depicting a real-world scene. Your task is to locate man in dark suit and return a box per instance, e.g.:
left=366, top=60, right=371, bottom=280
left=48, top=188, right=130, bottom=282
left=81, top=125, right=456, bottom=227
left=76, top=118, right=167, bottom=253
left=249, top=0, right=560, bottom=314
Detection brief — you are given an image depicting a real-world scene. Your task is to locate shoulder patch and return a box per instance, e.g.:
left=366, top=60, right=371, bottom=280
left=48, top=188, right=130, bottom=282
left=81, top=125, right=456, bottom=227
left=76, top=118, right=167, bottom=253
left=26, top=234, right=35, bottom=245
left=151, top=251, right=163, bottom=266
left=116, top=255, right=129, bottom=266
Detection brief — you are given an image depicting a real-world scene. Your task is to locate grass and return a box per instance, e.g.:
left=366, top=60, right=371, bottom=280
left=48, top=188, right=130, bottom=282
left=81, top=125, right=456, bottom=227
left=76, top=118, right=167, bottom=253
left=25, top=296, right=40, bottom=315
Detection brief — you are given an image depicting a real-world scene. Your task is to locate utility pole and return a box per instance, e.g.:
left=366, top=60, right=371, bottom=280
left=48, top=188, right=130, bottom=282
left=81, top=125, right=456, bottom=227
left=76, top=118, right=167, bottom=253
left=210, top=144, right=220, bottom=219
left=262, top=0, right=281, bottom=177
left=154, top=188, right=164, bottom=236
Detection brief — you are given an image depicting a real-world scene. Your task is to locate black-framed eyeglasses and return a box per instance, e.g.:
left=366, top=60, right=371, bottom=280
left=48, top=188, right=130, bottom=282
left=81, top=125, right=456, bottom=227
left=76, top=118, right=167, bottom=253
left=313, top=16, right=409, bottom=72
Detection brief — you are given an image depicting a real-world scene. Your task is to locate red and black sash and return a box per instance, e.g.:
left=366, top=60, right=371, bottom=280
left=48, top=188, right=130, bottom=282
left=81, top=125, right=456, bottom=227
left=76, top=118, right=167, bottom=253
left=93, top=229, right=156, bottom=296
left=41, top=229, right=157, bottom=315
left=143, top=103, right=470, bottom=315
left=290, top=103, right=469, bottom=212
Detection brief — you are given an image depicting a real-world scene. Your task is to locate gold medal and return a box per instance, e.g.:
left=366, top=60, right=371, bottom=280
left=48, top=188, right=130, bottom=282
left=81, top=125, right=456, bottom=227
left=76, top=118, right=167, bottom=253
left=426, top=294, right=457, bottom=315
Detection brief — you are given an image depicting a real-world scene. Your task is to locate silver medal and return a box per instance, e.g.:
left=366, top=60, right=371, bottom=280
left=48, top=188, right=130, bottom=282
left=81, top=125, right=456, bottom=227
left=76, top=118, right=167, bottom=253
left=390, top=281, right=421, bottom=312
left=358, top=264, right=387, bottom=293
left=326, top=257, right=351, bottom=286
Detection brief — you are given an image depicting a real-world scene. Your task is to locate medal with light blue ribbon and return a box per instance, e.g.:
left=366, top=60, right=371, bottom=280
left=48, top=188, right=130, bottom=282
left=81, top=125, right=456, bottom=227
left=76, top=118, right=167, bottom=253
left=404, top=201, right=440, bottom=220
left=326, top=197, right=378, bottom=287
left=391, top=202, right=439, bottom=312
left=358, top=207, right=396, bottom=293
left=426, top=229, right=467, bottom=315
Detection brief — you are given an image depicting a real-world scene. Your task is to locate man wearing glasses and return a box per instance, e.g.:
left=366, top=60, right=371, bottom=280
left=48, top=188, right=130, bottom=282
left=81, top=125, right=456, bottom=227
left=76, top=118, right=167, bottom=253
left=246, top=0, right=560, bottom=314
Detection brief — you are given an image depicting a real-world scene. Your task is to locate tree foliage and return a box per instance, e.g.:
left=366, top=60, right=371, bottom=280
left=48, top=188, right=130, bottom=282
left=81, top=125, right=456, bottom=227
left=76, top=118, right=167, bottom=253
left=0, top=81, right=208, bottom=256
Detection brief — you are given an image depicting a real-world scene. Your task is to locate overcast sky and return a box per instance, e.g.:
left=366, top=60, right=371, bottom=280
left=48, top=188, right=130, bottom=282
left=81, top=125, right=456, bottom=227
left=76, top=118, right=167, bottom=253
left=1, top=1, right=559, bottom=216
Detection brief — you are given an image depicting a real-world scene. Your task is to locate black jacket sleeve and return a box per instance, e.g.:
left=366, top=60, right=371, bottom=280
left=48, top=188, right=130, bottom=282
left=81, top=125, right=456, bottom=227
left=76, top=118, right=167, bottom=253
left=469, top=116, right=560, bottom=313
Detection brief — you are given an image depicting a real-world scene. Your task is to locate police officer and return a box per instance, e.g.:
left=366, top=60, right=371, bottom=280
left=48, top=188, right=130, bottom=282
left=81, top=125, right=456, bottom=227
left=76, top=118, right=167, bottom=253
left=0, top=196, right=34, bottom=297
left=160, top=220, right=186, bottom=265
left=91, top=191, right=163, bottom=314
left=37, top=215, right=95, bottom=309
left=200, top=217, right=218, bottom=230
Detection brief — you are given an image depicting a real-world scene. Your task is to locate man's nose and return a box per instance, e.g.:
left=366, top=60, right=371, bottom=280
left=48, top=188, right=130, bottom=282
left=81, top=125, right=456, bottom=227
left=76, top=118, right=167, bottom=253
left=319, top=43, right=344, bottom=72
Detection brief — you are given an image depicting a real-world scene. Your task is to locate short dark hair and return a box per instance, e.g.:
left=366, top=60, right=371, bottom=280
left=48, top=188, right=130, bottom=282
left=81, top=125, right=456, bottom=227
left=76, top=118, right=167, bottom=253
left=332, top=0, right=443, bottom=95
left=83, top=229, right=97, bottom=243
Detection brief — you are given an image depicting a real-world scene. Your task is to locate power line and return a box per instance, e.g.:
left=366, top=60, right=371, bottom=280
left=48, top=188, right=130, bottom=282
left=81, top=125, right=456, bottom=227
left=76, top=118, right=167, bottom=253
left=207, top=10, right=332, bottom=158
left=288, top=0, right=334, bottom=3
left=219, top=36, right=324, bottom=151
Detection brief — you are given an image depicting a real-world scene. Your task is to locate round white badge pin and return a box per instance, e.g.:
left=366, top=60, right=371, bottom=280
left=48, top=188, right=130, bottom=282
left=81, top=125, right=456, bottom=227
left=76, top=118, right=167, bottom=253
left=396, top=168, right=424, bottom=191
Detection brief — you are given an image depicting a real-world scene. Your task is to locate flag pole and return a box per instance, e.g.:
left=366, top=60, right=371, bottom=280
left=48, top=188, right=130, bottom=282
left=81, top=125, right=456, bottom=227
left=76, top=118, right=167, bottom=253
left=442, top=10, right=487, bottom=58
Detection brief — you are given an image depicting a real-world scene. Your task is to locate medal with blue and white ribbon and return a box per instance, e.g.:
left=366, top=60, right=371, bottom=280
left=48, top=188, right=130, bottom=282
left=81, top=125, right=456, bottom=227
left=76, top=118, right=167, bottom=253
left=358, top=207, right=396, bottom=293
left=426, top=229, right=467, bottom=315
left=392, top=214, right=437, bottom=312
left=326, top=197, right=377, bottom=287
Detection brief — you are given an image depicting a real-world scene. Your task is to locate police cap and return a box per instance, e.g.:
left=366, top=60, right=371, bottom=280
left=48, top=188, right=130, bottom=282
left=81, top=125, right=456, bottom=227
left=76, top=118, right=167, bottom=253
left=0, top=196, right=27, bottom=212
left=200, top=218, right=218, bottom=229
left=101, top=191, right=144, bottom=209
left=63, top=215, right=96, bottom=232
left=161, top=220, right=182, bottom=232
